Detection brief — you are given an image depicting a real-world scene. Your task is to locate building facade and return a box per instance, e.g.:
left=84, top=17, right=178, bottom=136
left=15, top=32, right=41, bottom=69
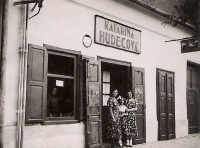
left=0, top=0, right=200, bottom=148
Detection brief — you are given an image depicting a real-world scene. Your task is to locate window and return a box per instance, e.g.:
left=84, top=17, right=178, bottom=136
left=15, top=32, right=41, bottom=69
left=26, top=44, right=82, bottom=124
left=47, top=53, right=76, bottom=119
left=102, top=71, right=110, bottom=106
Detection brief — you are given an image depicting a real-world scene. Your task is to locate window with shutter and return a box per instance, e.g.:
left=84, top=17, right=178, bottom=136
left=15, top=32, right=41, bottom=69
left=26, top=44, right=82, bottom=124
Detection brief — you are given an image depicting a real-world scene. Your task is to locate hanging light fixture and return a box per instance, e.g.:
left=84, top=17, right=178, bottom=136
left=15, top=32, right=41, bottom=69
left=14, top=0, right=44, bottom=19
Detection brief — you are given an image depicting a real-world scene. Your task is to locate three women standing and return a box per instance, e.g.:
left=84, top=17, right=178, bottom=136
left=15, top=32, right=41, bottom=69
left=107, top=89, right=138, bottom=147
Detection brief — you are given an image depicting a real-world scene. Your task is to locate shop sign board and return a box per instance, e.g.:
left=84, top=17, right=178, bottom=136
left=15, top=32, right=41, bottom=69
left=181, top=38, right=200, bottom=53
left=94, top=15, right=141, bottom=54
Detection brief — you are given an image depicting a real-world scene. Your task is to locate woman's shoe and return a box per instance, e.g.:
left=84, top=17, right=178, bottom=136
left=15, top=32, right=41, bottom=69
left=129, top=140, right=133, bottom=147
left=126, top=140, right=130, bottom=147
left=118, top=140, right=122, bottom=147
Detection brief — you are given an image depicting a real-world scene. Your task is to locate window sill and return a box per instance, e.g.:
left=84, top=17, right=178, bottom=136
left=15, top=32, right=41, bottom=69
left=43, top=120, right=79, bottom=125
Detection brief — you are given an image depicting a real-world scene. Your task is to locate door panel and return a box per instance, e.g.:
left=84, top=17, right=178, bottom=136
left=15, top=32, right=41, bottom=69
left=86, top=59, right=102, bottom=148
left=157, top=69, right=175, bottom=140
left=167, top=73, right=175, bottom=139
left=158, top=71, right=167, bottom=140
left=187, top=90, right=198, bottom=133
left=132, top=67, right=146, bottom=144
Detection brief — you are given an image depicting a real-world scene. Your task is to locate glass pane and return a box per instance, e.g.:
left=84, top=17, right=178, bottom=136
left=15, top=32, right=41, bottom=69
left=103, top=95, right=110, bottom=106
left=135, top=71, right=143, bottom=85
left=103, top=83, right=110, bottom=94
left=103, top=71, right=110, bottom=82
left=47, top=77, right=74, bottom=117
left=48, top=54, right=74, bottom=76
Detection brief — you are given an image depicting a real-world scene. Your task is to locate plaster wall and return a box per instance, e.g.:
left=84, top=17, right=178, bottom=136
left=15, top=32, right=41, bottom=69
left=3, top=0, right=200, bottom=147
left=2, top=0, right=21, bottom=147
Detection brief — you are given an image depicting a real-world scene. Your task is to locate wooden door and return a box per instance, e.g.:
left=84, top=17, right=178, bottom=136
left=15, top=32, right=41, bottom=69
left=187, top=64, right=199, bottom=134
left=132, top=67, right=146, bottom=144
left=157, top=69, right=175, bottom=140
left=86, top=59, right=102, bottom=148
left=166, top=73, right=175, bottom=139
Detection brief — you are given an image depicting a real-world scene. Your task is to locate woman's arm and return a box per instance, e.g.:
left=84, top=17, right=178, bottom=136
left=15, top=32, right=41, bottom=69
left=126, top=107, right=138, bottom=112
left=109, top=107, right=116, bottom=121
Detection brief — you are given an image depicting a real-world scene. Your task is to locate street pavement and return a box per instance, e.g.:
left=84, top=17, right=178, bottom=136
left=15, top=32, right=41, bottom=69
left=128, top=133, right=200, bottom=148
left=103, top=133, right=200, bottom=148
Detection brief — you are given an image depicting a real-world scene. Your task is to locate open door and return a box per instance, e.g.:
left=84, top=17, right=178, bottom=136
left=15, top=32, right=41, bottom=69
left=132, top=67, right=146, bottom=144
left=85, top=59, right=102, bottom=148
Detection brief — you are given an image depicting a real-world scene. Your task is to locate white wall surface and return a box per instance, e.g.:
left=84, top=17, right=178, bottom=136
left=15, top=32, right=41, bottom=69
left=3, top=0, right=200, bottom=147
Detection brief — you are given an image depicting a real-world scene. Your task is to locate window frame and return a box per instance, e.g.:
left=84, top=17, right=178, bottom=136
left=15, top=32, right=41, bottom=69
left=45, top=50, right=77, bottom=121
left=43, top=45, right=81, bottom=124
left=26, top=44, right=82, bottom=125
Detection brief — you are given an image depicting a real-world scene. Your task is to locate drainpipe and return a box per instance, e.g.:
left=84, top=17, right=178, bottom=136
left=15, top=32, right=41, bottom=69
left=0, top=0, right=8, bottom=147
left=126, top=0, right=196, bottom=32
left=16, top=1, right=29, bottom=148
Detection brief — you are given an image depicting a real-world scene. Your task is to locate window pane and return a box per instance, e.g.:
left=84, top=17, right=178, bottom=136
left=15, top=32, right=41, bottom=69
left=48, top=54, right=74, bottom=76
left=103, top=71, right=110, bottom=82
left=103, top=83, right=110, bottom=94
left=103, top=95, right=110, bottom=106
left=47, top=77, right=74, bottom=117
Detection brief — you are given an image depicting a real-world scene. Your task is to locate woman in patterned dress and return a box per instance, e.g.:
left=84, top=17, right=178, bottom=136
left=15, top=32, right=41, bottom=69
left=107, top=88, right=122, bottom=148
left=118, top=97, right=128, bottom=147
left=124, top=90, right=138, bottom=147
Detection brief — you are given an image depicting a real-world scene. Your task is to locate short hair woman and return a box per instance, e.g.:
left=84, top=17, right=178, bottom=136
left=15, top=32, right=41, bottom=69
left=124, top=90, right=138, bottom=147
left=107, top=88, right=122, bottom=148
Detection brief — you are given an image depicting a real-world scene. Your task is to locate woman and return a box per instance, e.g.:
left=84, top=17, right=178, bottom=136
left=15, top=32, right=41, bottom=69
left=107, top=88, right=122, bottom=148
left=124, top=90, right=138, bottom=147
left=47, top=87, right=60, bottom=117
left=118, top=97, right=128, bottom=147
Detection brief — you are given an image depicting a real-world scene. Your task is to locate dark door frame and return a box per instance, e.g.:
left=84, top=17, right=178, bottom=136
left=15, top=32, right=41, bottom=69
left=98, top=56, right=131, bottom=144
left=156, top=68, right=175, bottom=140
left=187, top=61, right=200, bottom=133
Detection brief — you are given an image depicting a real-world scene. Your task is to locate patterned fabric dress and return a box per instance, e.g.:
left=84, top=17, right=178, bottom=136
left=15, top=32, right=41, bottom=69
left=124, top=99, right=138, bottom=136
left=118, top=105, right=128, bottom=134
left=107, top=97, right=121, bottom=139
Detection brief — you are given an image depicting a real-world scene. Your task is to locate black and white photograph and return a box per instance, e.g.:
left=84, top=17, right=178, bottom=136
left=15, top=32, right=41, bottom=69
left=0, top=0, right=200, bottom=148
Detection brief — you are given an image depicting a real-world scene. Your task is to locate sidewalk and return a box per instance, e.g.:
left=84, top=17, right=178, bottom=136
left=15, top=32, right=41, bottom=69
left=129, top=133, right=200, bottom=148
left=103, top=133, right=200, bottom=148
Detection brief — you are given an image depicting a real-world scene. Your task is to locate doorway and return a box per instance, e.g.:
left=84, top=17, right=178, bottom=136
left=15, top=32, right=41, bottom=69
left=187, top=62, right=200, bottom=134
left=86, top=56, right=146, bottom=147
left=101, top=61, right=130, bottom=143
left=157, top=69, right=175, bottom=140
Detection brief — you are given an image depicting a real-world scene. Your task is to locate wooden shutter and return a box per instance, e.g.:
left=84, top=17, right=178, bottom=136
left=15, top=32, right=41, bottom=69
left=26, top=44, right=47, bottom=123
left=78, top=54, right=84, bottom=121
left=132, top=66, right=146, bottom=144
left=85, top=59, right=102, bottom=148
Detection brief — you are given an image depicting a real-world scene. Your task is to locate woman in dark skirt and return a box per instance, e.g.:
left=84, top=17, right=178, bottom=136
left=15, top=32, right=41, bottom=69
left=124, top=90, right=138, bottom=147
left=107, top=88, right=122, bottom=148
